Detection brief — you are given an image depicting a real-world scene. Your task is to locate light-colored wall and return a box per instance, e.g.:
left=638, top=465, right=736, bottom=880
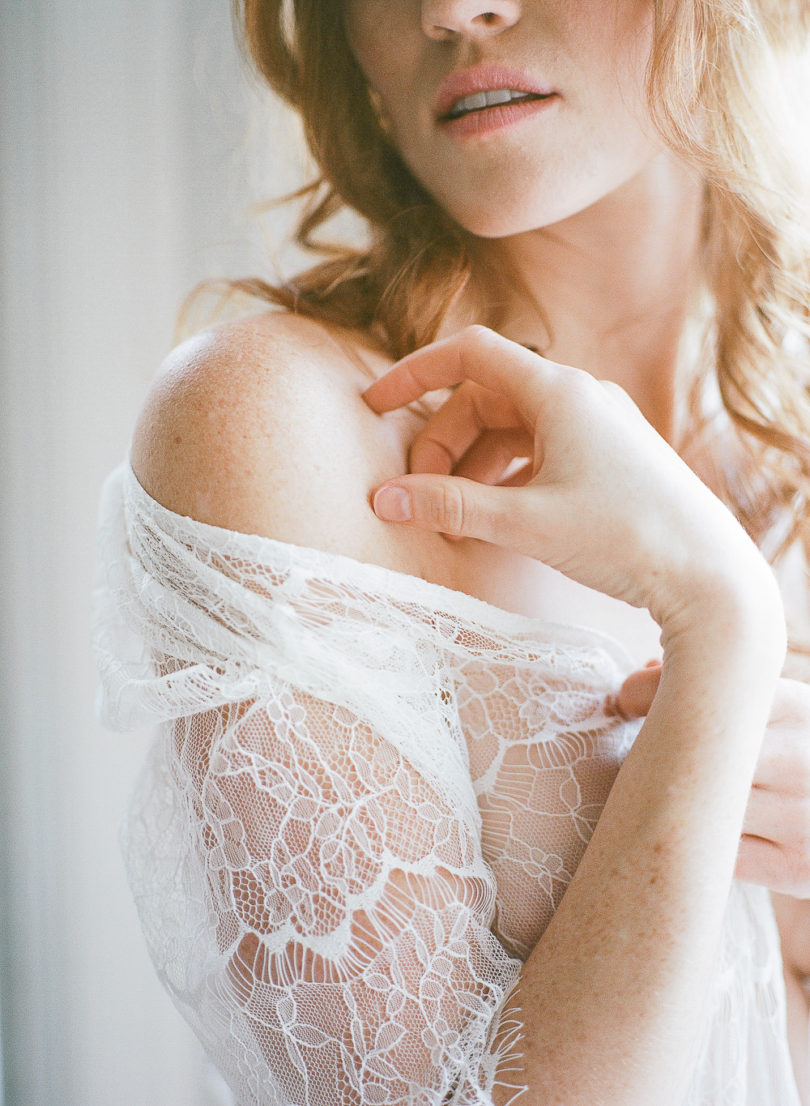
left=1, top=3, right=305, bottom=1102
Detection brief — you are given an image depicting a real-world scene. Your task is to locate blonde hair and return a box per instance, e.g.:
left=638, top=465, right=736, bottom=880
left=229, top=0, right=810, bottom=557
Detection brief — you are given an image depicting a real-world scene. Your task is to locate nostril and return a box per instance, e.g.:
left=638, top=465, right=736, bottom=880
left=421, top=1, right=520, bottom=39
left=472, top=12, right=505, bottom=26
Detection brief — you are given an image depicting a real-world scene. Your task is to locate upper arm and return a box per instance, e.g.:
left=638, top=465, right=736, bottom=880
left=130, top=312, right=403, bottom=562
left=170, top=683, right=519, bottom=1105
left=126, top=315, right=522, bottom=1102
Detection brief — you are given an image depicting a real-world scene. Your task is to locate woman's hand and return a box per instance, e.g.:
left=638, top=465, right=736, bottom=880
left=363, top=327, right=790, bottom=1104
left=615, top=663, right=810, bottom=897
left=364, top=327, right=776, bottom=631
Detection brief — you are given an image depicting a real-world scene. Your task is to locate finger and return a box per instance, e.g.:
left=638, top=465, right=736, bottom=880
left=409, top=381, right=524, bottom=476
left=750, top=723, right=810, bottom=795
left=735, top=834, right=810, bottom=896
left=453, top=430, right=535, bottom=486
left=768, top=676, right=810, bottom=727
left=498, top=458, right=534, bottom=487
left=372, top=474, right=536, bottom=546
left=363, top=326, right=554, bottom=418
left=612, top=664, right=663, bottom=719
left=742, top=786, right=791, bottom=839
left=735, top=835, right=789, bottom=890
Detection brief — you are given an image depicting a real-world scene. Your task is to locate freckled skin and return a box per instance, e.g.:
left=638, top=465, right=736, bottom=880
left=129, top=3, right=808, bottom=1101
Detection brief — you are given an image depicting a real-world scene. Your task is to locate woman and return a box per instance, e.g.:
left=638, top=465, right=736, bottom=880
left=95, top=1, right=810, bottom=1103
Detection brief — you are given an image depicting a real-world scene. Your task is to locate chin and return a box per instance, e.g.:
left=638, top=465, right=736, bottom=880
left=452, top=210, right=561, bottom=239
left=438, top=160, right=663, bottom=240
left=443, top=192, right=598, bottom=239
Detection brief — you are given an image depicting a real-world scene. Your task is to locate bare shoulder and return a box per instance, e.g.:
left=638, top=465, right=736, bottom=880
left=131, top=311, right=422, bottom=566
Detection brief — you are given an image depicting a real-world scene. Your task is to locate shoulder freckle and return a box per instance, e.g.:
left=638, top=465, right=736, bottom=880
left=130, top=313, right=398, bottom=555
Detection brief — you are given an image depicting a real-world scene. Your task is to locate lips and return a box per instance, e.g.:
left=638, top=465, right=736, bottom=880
left=435, top=63, right=556, bottom=122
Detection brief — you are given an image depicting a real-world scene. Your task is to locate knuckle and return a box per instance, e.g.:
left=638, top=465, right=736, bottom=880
left=460, top=323, right=494, bottom=345
left=779, top=737, right=810, bottom=796
left=798, top=811, right=810, bottom=856
left=785, top=818, right=810, bottom=885
left=436, top=482, right=466, bottom=536
left=410, top=435, right=453, bottom=475
left=794, top=757, right=810, bottom=798
left=786, top=847, right=810, bottom=892
left=552, top=363, right=590, bottom=398
left=457, top=324, right=502, bottom=358
left=415, top=480, right=468, bottom=535
left=455, top=378, right=480, bottom=401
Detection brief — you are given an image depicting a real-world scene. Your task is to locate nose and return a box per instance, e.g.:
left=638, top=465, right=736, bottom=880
left=421, top=0, right=521, bottom=41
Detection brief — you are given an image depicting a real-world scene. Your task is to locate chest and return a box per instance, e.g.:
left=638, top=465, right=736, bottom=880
left=450, top=541, right=663, bottom=669
left=451, top=649, right=638, bottom=960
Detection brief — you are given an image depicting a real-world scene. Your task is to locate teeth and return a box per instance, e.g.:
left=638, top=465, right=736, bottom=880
left=447, top=89, right=536, bottom=118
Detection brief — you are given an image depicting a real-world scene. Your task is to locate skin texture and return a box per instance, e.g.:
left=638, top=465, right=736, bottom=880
left=615, top=661, right=810, bottom=1092
left=131, top=1, right=810, bottom=1100
left=614, top=662, right=810, bottom=898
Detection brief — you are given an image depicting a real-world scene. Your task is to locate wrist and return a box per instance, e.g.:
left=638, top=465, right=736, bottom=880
left=641, top=569, right=786, bottom=774
left=659, top=558, right=786, bottom=682
left=655, top=531, right=783, bottom=637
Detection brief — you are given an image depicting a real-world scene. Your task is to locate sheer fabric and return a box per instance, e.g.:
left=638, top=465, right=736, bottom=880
left=94, top=463, right=800, bottom=1106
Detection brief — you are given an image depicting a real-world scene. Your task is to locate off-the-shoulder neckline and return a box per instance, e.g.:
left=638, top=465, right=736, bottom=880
left=121, top=461, right=637, bottom=669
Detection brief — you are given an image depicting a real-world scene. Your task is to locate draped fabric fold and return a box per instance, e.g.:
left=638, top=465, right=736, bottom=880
left=94, top=463, right=800, bottom=1106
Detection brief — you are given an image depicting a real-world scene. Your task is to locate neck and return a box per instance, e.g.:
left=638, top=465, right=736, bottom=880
left=474, top=154, right=705, bottom=440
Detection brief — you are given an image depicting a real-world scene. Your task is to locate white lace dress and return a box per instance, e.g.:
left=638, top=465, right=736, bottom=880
left=94, top=463, right=800, bottom=1106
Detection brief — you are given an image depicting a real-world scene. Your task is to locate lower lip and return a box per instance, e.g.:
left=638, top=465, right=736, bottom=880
left=439, top=94, right=559, bottom=140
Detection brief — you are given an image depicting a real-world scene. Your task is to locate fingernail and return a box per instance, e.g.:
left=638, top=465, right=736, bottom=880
left=373, top=485, right=412, bottom=522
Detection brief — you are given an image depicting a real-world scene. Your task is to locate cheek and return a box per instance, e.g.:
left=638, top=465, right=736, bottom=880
left=343, top=5, right=413, bottom=111
left=609, top=3, right=656, bottom=112
left=564, top=0, right=654, bottom=110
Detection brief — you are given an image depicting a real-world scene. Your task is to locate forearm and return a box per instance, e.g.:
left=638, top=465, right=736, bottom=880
left=495, top=578, right=786, bottom=1106
left=364, top=329, right=790, bottom=1103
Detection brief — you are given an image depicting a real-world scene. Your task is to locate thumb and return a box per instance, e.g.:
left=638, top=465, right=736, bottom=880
left=372, top=476, right=518, bottom=544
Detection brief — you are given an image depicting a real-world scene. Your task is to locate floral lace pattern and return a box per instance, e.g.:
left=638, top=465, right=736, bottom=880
left=94, top=464, right=800, bottom=1106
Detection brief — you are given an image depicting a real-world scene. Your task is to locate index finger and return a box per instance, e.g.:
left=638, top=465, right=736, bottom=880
left=362, top=326, right=552, bottom=416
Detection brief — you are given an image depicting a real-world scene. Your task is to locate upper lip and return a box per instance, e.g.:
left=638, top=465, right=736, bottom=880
left=435, top=63, right=556, bottom=120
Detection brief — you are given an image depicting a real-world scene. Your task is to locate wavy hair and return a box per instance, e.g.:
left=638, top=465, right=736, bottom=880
left=227, top=0, right=810, bottom=560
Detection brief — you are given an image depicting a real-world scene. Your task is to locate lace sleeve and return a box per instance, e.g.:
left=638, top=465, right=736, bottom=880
left=94, top=466, right=524, bottom=1106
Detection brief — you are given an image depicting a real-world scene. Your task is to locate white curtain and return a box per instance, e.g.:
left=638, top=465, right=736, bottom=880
left=0, top=2, right=305, bottom=1102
